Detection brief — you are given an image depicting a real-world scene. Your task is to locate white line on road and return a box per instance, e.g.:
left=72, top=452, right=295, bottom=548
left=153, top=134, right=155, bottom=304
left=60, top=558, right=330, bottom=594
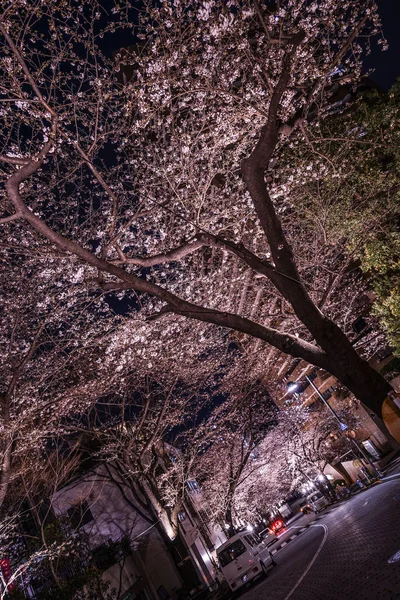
left=383, top=473, right=400, bottom=481
left=271, top=549, right=278, bottom=555
left=388, top=550, right=400, bottom=564
left=299, top=527, right=306, bottom=532
left=282, top=524, right=328, bottom=600
left=290, top=535, right=297, bottom=540
left=281, top=541, right=287, bottom=547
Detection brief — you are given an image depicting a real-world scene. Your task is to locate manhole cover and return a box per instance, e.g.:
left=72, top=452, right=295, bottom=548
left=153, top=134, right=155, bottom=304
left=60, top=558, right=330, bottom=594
left=388, top=550, right=400, bottom=564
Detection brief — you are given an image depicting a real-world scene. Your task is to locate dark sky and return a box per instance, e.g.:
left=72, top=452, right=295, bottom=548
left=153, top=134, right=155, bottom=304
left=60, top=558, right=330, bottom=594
left=365, top=1, right=400, bottom=89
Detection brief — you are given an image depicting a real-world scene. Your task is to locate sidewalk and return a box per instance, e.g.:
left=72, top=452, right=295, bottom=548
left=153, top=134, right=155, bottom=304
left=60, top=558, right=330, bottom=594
left=382, top=454, right=400, bottom=477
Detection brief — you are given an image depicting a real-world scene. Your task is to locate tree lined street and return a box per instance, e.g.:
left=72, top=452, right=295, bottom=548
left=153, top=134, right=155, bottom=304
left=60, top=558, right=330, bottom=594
left=0, top=0, right=399, bottom=598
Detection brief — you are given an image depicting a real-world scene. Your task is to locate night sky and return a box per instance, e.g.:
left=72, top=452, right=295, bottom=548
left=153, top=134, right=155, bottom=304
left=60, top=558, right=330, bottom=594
left=366, top=1, right=400, bottom=89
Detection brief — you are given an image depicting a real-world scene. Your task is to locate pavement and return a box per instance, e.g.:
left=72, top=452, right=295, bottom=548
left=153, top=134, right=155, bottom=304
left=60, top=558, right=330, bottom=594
left=383, top=455, right=400, bottom=478
left=238, top=470, right=400, bottom=600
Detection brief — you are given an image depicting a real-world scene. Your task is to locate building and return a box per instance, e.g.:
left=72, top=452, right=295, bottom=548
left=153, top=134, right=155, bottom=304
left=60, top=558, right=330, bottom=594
left=276, top=358, right=395, bottom=482
left=177, top=479, right=226, bottom=591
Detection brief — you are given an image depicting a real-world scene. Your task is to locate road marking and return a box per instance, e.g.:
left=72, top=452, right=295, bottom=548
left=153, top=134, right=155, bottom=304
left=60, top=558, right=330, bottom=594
left=282, top=524, right=329, bottom=600
left=281, top=541, right=287, bottom=547
left=290, top=535, right=297, bottom=540
left=383, top=473, right=400, bottom=481
left=299, top=527, right=306, bottom=532
left=271, top=549, right=278, bottom=555
left=388, top=550, right=400, bottom=564
left=362, top=499, right=369, bottom=506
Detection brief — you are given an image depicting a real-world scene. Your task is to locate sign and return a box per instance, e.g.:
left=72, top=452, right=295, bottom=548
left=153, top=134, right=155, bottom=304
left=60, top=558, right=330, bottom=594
left=361, top=439, right=381, bottom=461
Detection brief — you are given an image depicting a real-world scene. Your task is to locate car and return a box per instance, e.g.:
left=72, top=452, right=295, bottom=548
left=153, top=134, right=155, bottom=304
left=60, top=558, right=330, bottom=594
left=300, top=502, right=313, bottom=515
left=305, top=491, right=330, bottom=513
left=260, top=528, right=277, bottom=547
left=269, top=518, right=286, bottom=534
left=216, top=531, right=276, bottom=593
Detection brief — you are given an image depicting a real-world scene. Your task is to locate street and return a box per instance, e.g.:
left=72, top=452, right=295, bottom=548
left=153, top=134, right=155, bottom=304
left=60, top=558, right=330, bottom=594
left=240, top=475, right=400, bottom=600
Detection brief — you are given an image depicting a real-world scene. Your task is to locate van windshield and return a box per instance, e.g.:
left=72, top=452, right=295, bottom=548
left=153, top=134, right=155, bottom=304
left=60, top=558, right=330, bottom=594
left=218, top=539, right=246, bottom=567
left=309, top=492, right=323, bottom=502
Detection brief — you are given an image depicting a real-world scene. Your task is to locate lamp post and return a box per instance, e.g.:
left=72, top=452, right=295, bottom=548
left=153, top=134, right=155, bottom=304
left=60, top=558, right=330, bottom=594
left=287, top=375, right=381, bottom=480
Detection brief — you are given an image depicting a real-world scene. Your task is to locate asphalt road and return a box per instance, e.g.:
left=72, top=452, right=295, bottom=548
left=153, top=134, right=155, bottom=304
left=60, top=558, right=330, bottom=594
left=240, top=475, right=400, bottom=600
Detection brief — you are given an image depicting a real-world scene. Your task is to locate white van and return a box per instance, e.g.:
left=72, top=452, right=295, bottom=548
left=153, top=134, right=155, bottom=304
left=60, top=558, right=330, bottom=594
left=216, top=531, right=276, bottom=593
left=306, top=491, right=329, bottom=513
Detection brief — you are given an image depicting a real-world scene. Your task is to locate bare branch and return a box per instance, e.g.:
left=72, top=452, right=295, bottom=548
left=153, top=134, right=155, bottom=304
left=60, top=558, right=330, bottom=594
left=0, top=212, right=22, bottom=224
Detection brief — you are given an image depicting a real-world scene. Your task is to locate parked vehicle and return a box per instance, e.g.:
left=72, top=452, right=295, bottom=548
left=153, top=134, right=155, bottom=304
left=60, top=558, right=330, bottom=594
left=260, top=528, right=277, bottom=547
left=300, top=502, right=312, bottom=515
left=216, top=531, right=276, bottom=593
left=269, top=518, right=286, bottom=534
left=277, top=502, right=292, bottom=520
left=305, top=491, right=329, bottom=513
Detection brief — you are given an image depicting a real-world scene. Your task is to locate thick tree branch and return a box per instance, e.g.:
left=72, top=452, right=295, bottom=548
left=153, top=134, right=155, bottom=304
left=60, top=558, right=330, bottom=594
left=113, top=231, right=300, bottom=298
left=5, top=167, right=327, bottom=367
left=0, top=155, right=30, bottom=166
left=114, top=237, right=204, bottom=267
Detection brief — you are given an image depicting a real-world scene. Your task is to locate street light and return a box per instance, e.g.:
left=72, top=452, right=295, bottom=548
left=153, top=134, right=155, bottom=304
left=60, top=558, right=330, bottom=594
left=286, top=375, right=381, bottom=479
left=287, top=375, right=349, bottom=430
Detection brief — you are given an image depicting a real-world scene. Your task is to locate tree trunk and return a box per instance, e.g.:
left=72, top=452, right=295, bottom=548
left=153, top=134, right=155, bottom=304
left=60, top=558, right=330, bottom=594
left=139, top=476, right=178, bottom=540
left=322, top=345, right=393, bottom=417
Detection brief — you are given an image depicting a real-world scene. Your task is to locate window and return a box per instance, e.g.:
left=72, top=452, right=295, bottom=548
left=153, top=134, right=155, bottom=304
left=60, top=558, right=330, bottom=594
left=186, top=480, right=200, bottom=494
left=67, top=500, right=94, bottom=529
left=321, top=386, right=335, bottom=401
left=244, top=534, right=258, bottom=548
left=217, top=539, right=246, bottom=567
left=157, top=586, right=171, bottom=599
left=352, top=316, right=367, bottom=334
left=308, top=369, right=318, bottom=381
left=375, top=346, right=392, bottom=362
left=92, top=544, right=116, bottom=571
left=309, top=492, right=323, bottom=502
left=92, top=538, right=130, bottom=571
left=178, top=512, right=186, bottom=533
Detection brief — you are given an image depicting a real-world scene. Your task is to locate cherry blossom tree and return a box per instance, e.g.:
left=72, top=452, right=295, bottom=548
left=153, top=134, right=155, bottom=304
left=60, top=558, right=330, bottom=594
left=0, top=256, right=126, bottom=513
left=273, top=81, right=400, bottom=356
left=193, top=381, right=277, bottom=531
left=195, top=399, right=360, bottom=527
left=0, top=0, right=395, bottom=427
left=74, top=373, right=215, bottom=540
left=0, top=442, right=121, bottom=600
